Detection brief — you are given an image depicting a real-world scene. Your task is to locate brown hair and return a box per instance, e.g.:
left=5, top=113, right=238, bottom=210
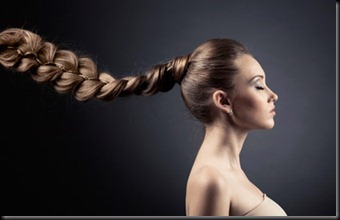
left=0, top=28, right=248, bottom=125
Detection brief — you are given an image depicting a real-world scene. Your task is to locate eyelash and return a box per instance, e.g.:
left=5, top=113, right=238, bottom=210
left=255, top=86, right=265, bottom=90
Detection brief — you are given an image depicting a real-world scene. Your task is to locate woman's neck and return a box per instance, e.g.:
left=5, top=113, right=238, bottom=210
left=198, top=123, right=249, bottom=170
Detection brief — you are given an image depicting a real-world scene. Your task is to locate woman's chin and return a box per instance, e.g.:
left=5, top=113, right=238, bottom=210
left=265, top=121, right=275, bottom=129
left=258, top=121, right=275, bottom=130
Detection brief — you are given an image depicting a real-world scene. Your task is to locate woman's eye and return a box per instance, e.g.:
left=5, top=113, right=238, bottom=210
left=255, top=86, right=264, bottom=90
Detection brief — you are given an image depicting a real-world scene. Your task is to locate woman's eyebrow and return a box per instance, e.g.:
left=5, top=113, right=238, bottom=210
left=248, top=75, right=264, bottom=83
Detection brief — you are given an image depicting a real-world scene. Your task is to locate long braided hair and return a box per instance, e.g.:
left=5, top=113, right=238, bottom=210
left=0, top=28, right=248, bottom=124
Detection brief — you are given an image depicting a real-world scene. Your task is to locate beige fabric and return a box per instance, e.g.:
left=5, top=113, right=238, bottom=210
left=244, top=194, right=287, bottom=216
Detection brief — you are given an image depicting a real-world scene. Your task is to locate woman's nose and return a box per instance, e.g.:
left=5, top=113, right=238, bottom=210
left=269, top=89, right=278, bottom=103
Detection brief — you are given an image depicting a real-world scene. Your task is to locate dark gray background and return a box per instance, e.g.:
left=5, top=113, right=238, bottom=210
left=0, top=0, right=336, bottom=217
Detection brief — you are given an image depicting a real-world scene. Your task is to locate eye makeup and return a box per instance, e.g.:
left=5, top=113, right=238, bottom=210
left=253, top=78, right=265, bottom=90
left=255, top=85, right=265, bottom=90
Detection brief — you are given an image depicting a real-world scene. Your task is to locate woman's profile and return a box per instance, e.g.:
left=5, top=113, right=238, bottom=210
left=0, top=28, right=287, bottom=216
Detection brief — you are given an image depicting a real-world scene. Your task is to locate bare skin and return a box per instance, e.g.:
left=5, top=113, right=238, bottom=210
left=185, top=54, right=278, bottom=216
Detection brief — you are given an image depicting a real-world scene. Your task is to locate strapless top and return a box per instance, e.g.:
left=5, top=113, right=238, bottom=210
left=243, top=194, right=287, bottom=216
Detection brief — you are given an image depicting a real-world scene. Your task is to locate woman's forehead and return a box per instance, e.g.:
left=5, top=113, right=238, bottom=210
left=234, top=54, right=266, bottom=81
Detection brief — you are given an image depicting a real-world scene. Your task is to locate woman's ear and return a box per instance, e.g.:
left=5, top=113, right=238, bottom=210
left=212, top=90, right=232, bottom=113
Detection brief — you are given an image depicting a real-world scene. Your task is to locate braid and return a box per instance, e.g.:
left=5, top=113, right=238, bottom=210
left=0, top=28, right=190, bottom=102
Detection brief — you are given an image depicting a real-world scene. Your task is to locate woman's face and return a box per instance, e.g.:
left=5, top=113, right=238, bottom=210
left=229, top=54, right=278, bottom=130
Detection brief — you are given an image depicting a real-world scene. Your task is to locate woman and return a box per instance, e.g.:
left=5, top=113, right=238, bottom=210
left=0, top=28, right=287, bottom=216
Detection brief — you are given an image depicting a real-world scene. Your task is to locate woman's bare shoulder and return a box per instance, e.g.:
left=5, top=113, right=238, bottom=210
left=189, top=165, right=227, bottom=186
left=186, top=165, right=231, bottom=216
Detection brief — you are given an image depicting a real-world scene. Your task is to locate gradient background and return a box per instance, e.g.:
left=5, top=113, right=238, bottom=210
left=0, top=0, right=336, bottom=217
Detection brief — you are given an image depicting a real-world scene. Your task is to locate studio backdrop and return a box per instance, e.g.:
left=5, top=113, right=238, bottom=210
left=0, top=0, right=336, bottom=216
